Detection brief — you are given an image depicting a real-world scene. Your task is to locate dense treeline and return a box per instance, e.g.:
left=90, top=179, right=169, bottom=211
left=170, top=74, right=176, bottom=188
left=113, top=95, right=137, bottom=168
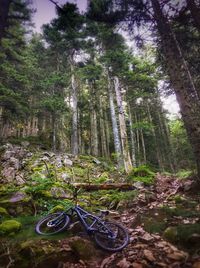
left=0, top=0, right=198, bottom=177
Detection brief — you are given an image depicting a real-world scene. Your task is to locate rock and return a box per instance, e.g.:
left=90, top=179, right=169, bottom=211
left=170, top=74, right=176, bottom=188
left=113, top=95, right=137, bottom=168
left=1, top=167, right=16, bottom=182
left=1, top=150, right=13, bottom=160
left=68, top=236, right=97, bottom=260
left=15, top=174, right=26, bottom=185
left=60, top=172, right=71, bottom=182
left=183, top=180, right=193, bottom=191
left=93, top=158, right=101, bottom=165
left=0, top=219, right=21, bottom=235
left=21, top=141, right=30, bottom=147
left=133, top=181, right=144, bottom=189
left=9, top=191, right=29, bottom=203
left=55, top=156, right=63, bottom=168
left=51, top=187, right=71, bottom=198
left=63, top=158, right=73, bottom=167
left=10, top=157, right=21, bottom=170
left=143, top=249, right=156, bottom=262
left=43, top=151, right=55, bottom=158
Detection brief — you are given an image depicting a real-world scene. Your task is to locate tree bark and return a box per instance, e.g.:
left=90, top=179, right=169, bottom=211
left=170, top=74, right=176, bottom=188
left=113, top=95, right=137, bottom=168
left=70, top=53, right=78, bottom=156
left=114, top=76, right=132, bottom=173
left=107, top=73, right=123, bottom=167
left=151, top=0, right=200, bottom=182
left=99, top=97, right=109, bottom=158
left=127, top=103, right=136, bottom=167
left=72, top=183, right=135, bottom=191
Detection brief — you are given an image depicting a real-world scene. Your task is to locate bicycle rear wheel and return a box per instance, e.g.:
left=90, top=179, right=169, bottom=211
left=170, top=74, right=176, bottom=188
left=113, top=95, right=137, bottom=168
left=94, top=221, right=129, bottom=252
left=35, top=213, right=70, bottom=235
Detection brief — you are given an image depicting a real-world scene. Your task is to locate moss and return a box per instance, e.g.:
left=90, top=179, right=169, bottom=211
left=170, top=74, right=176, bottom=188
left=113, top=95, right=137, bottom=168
left=69, top=238, right=96, bottom=260
left=161, top=206, right=200, bottom=218
left=127, top=165, right=155, bottom=185
left=50, top=205, right=64, bottom=213
left=163, top=227, right=178, bottom=242
left=0, top=207, right=9, bottom=216
left=0, top=220, right=21, bottom=235
left=143, top=217, right=167, bottom=234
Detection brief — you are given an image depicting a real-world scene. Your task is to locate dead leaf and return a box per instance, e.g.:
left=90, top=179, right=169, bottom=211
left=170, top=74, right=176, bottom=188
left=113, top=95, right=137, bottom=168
left=131, top=263, right=143, bottom=268
left=116, top=258, right=131, bottom=268
left=193, top=261, right=200, bottom=268
left=167, top=251, right=188, bottom=261
left=143, top=249, right=156, bottom=262
left=100, top=254, right=116, bottom=268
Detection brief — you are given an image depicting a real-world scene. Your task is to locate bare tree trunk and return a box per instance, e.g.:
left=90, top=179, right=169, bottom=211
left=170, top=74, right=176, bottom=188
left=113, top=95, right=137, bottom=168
left=151, top=0, right=200, bottom=183
left=114, top=76, right=132, bottom=173
left=146, top=101, right=164, bottom=171
left=70, top=54, right=78, bottom=156
left=90, top=109, right=98, bottom=156
left=127, top=104, right=136, bottom=167
left=134, top=111, right=140, bottom=166
left=107, top=74, right=123, bottom=168
left=99, top=97, right=109, bottom=158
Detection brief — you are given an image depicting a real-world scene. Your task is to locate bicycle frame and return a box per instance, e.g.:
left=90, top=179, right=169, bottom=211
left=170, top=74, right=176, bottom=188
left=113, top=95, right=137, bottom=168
left=66, top=205, right=114, bottom=238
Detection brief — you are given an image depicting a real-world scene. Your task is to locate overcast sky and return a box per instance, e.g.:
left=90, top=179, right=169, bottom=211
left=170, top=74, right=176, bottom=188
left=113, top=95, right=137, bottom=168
left=32, top=0, right=87, bottom=32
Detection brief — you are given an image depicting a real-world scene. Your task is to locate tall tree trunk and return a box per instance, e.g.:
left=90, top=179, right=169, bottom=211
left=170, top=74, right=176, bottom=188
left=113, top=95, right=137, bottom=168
left=134, top=111, right=140, bottom=166
left=90, top=109, right=98, bottom=156
left=107, top=73, right=123, bottom=168
left=146, top=101, right=164, bottom=171
left=0, top=0, right=11, bottom=43
left=186, top=0, right=200, bottom=32
left=139, top=126, right=146, bottom=165
left=151, top=0, right=200, bottom=182
left=114, top=76, right=132, bottom=173
left=99, top=97, right=109, bottom=158
left=70, top=54, right=78, bottom=156
left=127, top=103, right=136, bottom=167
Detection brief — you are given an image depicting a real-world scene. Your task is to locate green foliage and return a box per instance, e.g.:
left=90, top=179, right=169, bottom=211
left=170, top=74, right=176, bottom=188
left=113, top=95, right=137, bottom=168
left=127, top=165, right=155, bottom=185
left=175, top=170, right=193, bottom=179
left=169, top=119, right=195, bottom=170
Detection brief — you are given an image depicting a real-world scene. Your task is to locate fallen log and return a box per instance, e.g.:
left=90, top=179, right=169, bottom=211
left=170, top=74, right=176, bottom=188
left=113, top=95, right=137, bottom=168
left=72, top=183, right=135, bottom=191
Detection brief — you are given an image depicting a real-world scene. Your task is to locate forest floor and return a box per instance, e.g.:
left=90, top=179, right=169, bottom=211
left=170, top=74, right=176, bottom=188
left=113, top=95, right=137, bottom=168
left=0, top=145, right=200, bottom=268
left=59, top=174, right=200, bottom=268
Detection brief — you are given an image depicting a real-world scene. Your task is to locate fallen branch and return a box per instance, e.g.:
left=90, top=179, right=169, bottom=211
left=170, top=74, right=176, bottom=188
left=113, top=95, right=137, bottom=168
left=71, top=183, right=135, bottom=191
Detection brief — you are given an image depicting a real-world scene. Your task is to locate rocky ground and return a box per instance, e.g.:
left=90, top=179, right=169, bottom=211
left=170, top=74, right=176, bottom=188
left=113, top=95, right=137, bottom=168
left=0, top=144, right=199, bottom=268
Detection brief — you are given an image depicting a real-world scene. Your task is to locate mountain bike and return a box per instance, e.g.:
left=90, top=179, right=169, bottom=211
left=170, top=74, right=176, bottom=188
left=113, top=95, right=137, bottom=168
left=35, top=190, right=129, bottom=252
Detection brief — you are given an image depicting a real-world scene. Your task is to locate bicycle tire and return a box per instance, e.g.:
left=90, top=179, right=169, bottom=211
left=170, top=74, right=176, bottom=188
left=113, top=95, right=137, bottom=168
left=94, top=221, right=129, bottom=252
left=35, top=213, right=70, bottom=235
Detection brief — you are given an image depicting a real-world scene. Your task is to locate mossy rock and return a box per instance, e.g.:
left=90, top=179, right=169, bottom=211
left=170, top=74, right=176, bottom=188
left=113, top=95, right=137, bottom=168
left=50, top=205, right=64, bottom=213
left=69, top=237, right=97, bottom=260
left=0, top=219, right=21, bottom=235
left=0, top=207, right=9, bottom=216
left=163, top=226, right=178, bottom=242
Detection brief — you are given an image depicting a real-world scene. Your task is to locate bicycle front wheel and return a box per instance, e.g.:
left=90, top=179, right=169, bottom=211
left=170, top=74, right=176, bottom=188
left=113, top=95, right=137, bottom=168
left=94, top=221, right=129, bottom=252
left=35, top=213, right=70, bottom=235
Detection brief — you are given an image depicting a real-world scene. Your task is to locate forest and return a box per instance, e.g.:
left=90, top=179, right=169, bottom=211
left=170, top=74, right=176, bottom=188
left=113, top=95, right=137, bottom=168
left=0, top=0, right=200, bottom=267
